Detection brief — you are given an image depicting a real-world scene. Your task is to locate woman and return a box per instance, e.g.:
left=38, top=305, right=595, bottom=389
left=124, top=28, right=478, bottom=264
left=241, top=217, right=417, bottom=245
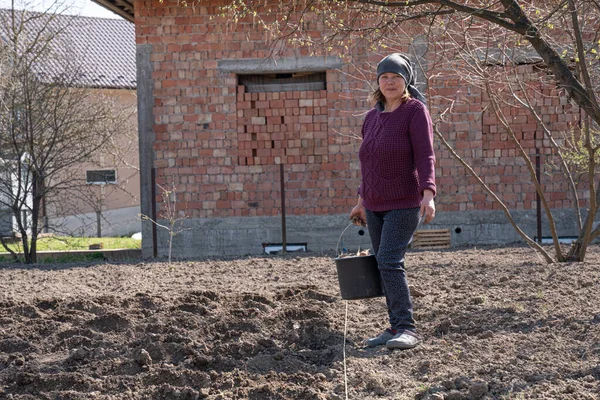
left=349, top=53, right=436, bottom=350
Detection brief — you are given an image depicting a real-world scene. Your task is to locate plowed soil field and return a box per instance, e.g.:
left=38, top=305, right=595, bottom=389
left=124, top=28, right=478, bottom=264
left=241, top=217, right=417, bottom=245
left=1, top=245, right=599, bottom=399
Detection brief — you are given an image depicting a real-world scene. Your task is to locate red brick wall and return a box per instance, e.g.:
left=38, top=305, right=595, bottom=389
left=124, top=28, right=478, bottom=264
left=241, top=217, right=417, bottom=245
left=134, top=0, right=585, bottom=220
left=429, top=63, right=584, bottom=214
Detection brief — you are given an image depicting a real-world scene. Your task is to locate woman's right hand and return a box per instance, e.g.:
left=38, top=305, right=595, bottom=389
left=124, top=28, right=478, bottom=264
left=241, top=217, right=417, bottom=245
left=349, top=203, right=367, bottom=227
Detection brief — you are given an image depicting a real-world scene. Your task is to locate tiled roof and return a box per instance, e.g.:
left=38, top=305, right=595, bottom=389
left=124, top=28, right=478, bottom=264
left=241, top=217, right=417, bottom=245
left=0, top=9, right=136, bottom=89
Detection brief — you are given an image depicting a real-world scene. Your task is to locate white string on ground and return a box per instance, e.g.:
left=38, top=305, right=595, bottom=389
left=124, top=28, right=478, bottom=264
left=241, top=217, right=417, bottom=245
left=343, top=299, right=349, bottom=400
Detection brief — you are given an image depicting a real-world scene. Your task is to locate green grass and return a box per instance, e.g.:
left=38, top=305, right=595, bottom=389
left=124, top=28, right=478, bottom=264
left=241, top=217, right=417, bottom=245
left=1, top=236, right=141, bottom=253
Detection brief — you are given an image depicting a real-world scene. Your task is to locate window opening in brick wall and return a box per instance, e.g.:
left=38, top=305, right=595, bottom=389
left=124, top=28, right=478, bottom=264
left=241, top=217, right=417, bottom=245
left=86, top=170, right=116, bottom=184
left=237, top=71, right=329, bottom=167
left=238, top=72, right=326, bottom=93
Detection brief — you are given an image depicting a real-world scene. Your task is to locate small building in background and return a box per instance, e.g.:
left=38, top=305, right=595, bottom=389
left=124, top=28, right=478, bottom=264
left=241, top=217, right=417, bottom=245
left=0, top=10, right=139, bottom=238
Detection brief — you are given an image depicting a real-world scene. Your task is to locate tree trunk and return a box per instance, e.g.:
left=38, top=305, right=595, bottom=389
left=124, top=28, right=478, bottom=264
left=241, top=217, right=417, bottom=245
left=30, top=195, right=41, bottom=265
left=566, top=241, right=582, bottom=262
left=0, top=236, right=19, bottom=263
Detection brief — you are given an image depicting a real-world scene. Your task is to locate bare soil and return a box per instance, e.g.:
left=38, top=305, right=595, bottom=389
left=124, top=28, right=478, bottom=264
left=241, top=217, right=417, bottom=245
left=1, top=244, right=599, bottom=399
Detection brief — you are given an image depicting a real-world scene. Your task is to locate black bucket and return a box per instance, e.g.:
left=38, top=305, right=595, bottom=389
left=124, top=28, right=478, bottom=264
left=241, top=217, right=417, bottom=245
left=334, top=254, right=384, bottom=300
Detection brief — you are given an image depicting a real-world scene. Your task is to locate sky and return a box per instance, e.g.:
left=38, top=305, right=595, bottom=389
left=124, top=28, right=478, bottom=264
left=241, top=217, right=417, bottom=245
left=0, top=0, right=122, bottom=19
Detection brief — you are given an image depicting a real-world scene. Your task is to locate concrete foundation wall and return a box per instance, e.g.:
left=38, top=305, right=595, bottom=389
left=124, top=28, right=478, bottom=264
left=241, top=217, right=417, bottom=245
left=433, top=208, right=590, bottom=246
left=145, top=208, right=596, bottom=259
left=147, top=214, right=371, bottom=259
left=49, top=205, right=141, bottom=238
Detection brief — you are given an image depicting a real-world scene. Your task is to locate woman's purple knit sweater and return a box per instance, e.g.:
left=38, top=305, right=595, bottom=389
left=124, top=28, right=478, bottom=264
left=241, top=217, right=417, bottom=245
left=358, top=98, right=436, bottom=211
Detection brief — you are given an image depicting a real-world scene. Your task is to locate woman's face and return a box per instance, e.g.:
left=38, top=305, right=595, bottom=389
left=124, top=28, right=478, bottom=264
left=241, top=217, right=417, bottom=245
left=378, top=72, right=406, bottom=102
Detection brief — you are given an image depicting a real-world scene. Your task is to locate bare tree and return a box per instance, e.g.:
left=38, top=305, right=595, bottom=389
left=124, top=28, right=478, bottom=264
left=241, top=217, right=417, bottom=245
left=415, top=12, right=599, bottom=262
left=216, top=0, right=599, bottom=262
left=140, top=182, right=190, bottom=266
left=0, top=5, right=129, bottom=263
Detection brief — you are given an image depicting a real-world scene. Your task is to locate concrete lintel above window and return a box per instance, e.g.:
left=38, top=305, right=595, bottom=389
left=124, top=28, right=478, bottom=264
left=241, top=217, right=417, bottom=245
left=218, top=56, right=342, bottom=74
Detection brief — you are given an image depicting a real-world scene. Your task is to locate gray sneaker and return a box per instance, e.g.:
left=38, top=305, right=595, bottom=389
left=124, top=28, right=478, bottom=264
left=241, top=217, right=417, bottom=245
left=386, top=331, right=420, bottom=350
left=365, top=329, right=395, bottom=348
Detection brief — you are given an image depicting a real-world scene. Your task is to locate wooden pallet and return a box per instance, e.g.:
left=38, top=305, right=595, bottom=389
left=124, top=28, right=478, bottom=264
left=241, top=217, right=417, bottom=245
left=411, top=228, right=451, bottom=249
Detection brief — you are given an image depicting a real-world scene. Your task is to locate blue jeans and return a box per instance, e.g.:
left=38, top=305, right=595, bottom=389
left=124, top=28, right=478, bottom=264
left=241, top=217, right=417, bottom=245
left=366, top=208, right=420, bottom=331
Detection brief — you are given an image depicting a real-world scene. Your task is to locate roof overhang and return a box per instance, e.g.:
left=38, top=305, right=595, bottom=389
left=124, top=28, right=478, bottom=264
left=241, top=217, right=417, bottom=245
left=92, top=0, right=134, bottom=22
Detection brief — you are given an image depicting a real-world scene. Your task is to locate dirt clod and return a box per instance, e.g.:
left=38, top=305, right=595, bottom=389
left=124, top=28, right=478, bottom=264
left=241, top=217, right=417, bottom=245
left=135, top=348, right=152, bottom=366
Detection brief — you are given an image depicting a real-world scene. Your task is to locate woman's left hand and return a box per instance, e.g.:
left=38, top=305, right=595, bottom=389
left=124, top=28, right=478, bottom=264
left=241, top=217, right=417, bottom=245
left=420, top=190, right=435, bottom=224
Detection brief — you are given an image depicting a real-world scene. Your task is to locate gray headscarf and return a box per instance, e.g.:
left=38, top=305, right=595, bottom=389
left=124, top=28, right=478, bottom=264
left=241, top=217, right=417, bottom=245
left=376, top=53, right=427, bottom=109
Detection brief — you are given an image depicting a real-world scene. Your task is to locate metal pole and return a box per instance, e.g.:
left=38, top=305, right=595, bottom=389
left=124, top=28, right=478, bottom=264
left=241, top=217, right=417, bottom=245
left=41, top=175, right=48, bottom=233
left=280, top=163, right=287, bottom=255
left=151, top=167, right=158, bottom=258
left=536, top=152, right=542, bottom=243
left=96, top=211, right=102, bottom=238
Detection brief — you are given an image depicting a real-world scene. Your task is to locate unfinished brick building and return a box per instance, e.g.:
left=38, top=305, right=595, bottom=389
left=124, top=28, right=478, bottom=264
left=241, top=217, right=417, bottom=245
left=93, top=0, right=591, bottom=257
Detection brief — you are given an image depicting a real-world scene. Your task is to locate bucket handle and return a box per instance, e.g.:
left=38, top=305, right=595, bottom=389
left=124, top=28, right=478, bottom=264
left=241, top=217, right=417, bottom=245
left=336, top=222, right=357, bottom=257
